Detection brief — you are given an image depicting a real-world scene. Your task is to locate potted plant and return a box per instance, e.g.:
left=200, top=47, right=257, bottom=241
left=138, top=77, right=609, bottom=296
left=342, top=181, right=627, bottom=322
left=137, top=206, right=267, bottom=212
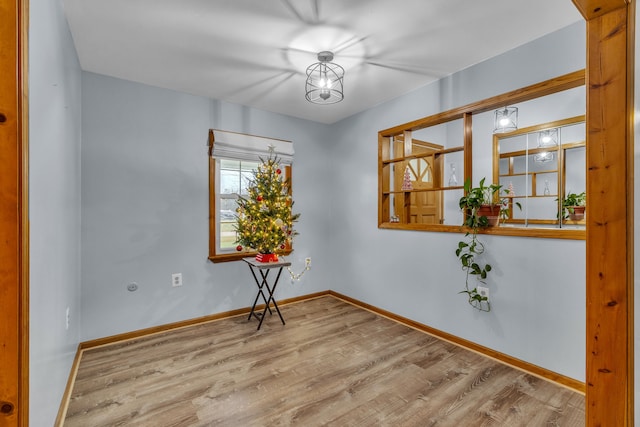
left=458, top=178, right=508, bottom=227
left=560, top=191, right=586, bottom=221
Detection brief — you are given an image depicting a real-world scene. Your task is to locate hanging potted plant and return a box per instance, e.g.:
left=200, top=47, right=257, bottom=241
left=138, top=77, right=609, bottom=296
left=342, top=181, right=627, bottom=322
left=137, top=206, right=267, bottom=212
left=560, top=191, right=586, bottom=221
left=458, top=178, right=508, bottom=227
left=455, top=178, right=520, bottom=312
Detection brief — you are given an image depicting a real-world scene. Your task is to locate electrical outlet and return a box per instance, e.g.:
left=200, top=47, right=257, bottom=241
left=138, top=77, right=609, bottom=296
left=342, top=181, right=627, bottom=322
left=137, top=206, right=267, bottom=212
left=127, top=282, right=138, bottom=292
left=172, top=273, right=183, bottom=287
left=65, top=307, right=70, bottom=330
left=477, top=286, right=489, bottom=299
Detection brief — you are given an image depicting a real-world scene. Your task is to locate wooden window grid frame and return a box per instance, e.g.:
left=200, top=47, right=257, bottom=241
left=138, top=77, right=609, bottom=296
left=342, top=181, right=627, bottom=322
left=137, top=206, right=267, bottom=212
left=378, top=69, right=586, bottom=240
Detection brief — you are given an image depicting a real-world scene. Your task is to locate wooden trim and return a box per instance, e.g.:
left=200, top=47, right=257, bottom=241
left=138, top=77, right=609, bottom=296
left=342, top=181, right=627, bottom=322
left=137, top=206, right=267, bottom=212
left=54, top=345, right=83, bottom=426
left=208, top=139, right=216, bottom=260
left=0, top=0, right=29, bottom=425
left=378, top=134, right=387, bottom=225
left=380, top=69, right=585, bottom=137
left=328, top=291, right=586, bottom=393
left=378, top=220, right=586, bottom=239
left=208, top=131, right=296, bottom=263
left=577, top=0, right=634, bottom=424
left=626, top=3, right=635, bottom=423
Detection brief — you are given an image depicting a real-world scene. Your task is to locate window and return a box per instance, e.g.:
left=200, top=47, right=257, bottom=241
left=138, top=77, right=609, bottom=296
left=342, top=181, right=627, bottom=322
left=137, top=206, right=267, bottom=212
left=208, top=130, right=294, bottom=262
left=378, top=70, right=586, bottom=239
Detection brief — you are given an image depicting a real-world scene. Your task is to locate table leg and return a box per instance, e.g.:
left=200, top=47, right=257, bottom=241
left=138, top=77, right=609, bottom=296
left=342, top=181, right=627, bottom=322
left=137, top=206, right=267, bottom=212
left=245, top=263, right=287, bottom=330
left=247, top=266, right=272, bottom=322
left=263, top=267, right=286, bottom=326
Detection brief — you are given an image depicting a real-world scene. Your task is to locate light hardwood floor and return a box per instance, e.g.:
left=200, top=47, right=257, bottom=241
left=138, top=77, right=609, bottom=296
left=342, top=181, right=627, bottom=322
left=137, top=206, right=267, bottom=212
left=61, top=296, right=584, bottom=426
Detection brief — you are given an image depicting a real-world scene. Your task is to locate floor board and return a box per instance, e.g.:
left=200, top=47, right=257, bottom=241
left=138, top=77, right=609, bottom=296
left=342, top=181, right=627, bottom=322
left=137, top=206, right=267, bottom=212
left=62, top=296, right=584, bottom=426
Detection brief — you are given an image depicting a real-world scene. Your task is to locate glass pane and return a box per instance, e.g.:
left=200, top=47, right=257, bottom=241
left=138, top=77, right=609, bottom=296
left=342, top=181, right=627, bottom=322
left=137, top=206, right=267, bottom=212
left=535, top=172, right=557, bottom=198
left=218, top=159, right=260, bottom=251
left=565, top=146, right=586, bottom=196
left=495, top=115, right=585, bottom=228
left=413, top=118, right=464, bottom=150
left=442, top=188, right=464, bottom=225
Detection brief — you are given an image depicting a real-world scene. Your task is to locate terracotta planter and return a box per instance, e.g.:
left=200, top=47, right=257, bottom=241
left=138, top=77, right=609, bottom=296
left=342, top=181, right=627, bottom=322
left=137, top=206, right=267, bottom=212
left=568, top=206, right=585, bottom=221
left=477, top=205, right=500, bottom=226
left=255, top=253, right=279, bottom=263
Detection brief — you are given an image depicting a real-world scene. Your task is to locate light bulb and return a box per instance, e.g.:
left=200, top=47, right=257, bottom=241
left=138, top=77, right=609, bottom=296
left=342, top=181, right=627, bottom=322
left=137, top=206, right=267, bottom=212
left=499, top=117, right=510, bottom=126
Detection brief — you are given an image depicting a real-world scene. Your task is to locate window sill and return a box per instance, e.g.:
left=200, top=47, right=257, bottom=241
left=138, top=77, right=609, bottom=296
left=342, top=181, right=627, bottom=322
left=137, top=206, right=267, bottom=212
left=209, top=249, right=293, bottom=263
left=378, top=222, right=585, bottom=240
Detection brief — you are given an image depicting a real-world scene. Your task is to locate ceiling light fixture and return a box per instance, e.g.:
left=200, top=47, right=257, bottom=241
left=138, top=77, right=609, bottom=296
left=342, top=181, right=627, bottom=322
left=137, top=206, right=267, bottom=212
left=493, top=106, right=518, bottom=133
left=305, top=51, right=344, bottom=104
left=537, top=128, right=558, bottom=147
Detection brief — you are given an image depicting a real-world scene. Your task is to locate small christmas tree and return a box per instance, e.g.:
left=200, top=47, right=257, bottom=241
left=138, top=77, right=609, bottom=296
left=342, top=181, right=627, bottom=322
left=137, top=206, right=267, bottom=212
left=401, top=166, right=413, bottom=190
left=235, top=154, right=300, bottom=261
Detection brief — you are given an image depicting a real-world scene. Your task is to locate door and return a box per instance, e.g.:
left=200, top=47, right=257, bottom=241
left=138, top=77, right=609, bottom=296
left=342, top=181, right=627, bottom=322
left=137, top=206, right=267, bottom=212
left=394, top=141, right=443, bottom=224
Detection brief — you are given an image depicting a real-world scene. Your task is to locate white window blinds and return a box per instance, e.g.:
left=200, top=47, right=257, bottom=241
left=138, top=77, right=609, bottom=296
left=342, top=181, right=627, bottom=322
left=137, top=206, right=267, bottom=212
left=209, top=129, right=294, bottom=165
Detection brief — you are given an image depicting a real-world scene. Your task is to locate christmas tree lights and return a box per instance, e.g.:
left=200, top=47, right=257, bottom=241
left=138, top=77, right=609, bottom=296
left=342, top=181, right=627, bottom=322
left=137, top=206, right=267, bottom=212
left=235, top=154, right=300, bottom=260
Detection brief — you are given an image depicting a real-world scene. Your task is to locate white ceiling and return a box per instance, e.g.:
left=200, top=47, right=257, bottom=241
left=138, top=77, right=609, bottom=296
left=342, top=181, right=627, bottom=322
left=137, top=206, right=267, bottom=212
left=63, top=0, right=582, bottom=124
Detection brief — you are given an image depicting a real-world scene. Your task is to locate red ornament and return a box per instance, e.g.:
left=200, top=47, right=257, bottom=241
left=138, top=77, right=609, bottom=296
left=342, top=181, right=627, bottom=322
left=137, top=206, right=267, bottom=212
left=236, top=245, right=243, bottom=251
left=276, top=168, right=282, bottom=175
left=256, top=195, right=263, bottom=202
left=280, top=244, right=285, bottom=250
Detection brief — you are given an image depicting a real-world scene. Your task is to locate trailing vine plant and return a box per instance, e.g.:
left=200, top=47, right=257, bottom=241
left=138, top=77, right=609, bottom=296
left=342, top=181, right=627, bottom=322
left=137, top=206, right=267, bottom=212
left=455, top=178, right=519, bottom=312
left=455, top=225, right=491, bottom=312
left=456, top=179, right=492, bottom=311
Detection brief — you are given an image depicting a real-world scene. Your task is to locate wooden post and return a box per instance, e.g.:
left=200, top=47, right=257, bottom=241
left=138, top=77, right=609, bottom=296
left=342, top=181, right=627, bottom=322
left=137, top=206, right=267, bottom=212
left=0, top=0, right=29, bottom=425
left=572, top=0, right=634, bottom=425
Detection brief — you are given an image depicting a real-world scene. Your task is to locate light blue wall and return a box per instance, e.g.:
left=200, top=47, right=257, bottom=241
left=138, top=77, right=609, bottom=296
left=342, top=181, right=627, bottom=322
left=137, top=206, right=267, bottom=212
left=29, top=0, right=82, bottom=425
left=326, top=22, right=586, bottom=381
left=80, top=73, right=332, bottom=341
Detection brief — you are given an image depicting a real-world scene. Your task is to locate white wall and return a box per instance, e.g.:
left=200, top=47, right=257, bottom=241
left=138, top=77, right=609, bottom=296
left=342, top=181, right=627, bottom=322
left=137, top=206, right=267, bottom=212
left=327, top=22, right=586, bottom=381
left=80, top=73, right=332, bottom=340
left=29, top=0, right=82, bottom=424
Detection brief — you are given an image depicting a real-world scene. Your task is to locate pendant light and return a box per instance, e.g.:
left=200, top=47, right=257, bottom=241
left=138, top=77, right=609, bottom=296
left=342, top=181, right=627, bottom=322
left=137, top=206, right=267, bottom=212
left=305, top=51, right=344, bottom=104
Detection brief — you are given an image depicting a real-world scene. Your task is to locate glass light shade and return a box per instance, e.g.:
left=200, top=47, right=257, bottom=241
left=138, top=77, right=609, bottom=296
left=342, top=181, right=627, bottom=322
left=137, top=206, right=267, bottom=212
left=538, top=128, right=559, bottom=147
left=534, top=152, right=554, bottom=163
left=493, top=107, right=518, bottom=133
left=305, top=51, right=344, bottom=104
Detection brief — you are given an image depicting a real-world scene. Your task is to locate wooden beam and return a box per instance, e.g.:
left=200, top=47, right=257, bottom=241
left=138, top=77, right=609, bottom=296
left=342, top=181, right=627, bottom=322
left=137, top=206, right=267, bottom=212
left=572, top=0, right=629, bottom=19
left=581, top=2, right=634, bottom=425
